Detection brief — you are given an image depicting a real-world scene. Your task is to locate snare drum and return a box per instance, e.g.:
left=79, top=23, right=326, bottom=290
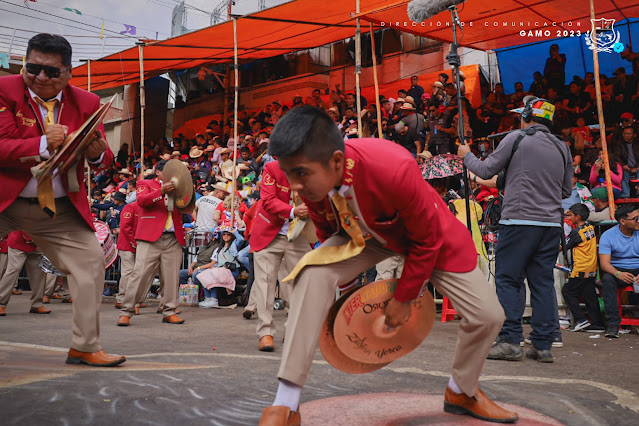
left=39, top=255, right=65, bottom=276
left=94, top=220, right=118, bottom=269
left=185, top=229, right=214, bottom=247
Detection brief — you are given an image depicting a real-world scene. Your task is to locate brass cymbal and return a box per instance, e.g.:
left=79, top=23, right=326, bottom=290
left=178, top=189, right=196, bottom=214
left=333, top=279, right=435, bottom=365
left=162, top=159, right=194, bottom=210
left=319, top=286, right=391, bottom=374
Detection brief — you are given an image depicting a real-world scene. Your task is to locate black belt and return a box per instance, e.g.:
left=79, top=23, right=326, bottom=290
left=575, top=272, right=597, bottom=278
left=18, top=196, right=69, bottom=205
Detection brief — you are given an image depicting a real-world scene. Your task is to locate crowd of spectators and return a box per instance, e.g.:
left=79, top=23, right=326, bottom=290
left=85, top=44, right=639, bottom=332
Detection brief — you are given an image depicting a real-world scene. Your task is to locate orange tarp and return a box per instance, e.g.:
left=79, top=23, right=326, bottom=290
left=71, top=0, right=638, bottom=91
left=357, top=0, right=639, bottom=51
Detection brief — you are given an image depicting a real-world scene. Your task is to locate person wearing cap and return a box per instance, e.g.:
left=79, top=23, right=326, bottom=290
left=193, top=183, right=228, bottom=231
left=586, top=187, right=613, bottom=223
left=459, top=96, right=573, bottom=363
left=0, top=231, right=51, bottom=316
left=92, top=190, right=127, bottom=230
left=394, top=102, right=425, bottom=157
left=259, top=105, right=517, bottom=425
left=425, top=100, right=452, bottom=155
left=117, top=160, right=186, bottom=326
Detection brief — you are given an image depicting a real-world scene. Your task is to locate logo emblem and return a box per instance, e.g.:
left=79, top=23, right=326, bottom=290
left=585, top=18, right=623, bottom=53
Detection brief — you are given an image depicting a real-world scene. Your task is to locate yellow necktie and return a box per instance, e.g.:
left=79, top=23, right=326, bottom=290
left=283, top=192, right=365, bottom=282
left=164, top=211, right=173, bottom=231
left=34, top=98, right=59, bottom=218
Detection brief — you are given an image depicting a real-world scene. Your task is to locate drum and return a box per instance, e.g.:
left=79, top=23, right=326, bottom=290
left=185, top=229, right=214, bottom=247
left=94, top=220, right=118, bottom=269
left=39, top=255, right=65, bottom=276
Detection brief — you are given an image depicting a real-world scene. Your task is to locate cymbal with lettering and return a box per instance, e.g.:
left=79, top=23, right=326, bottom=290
left=319, top=287, right=391, bottom=374
left=162, top=159, right=194, bottom=210
left=333, top=279, right=435, bottom=365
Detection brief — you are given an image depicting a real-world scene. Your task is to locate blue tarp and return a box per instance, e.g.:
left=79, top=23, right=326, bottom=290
left=495, top=19, right=639, bottom=93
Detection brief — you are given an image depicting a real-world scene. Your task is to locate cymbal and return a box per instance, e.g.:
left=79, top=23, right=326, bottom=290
left=162, top=159, right=194, bottom=210
left=178, top=189, right=196, bottom=214
left=333, top=279, right=435, bottom=365
left=319, top=286, right=391, bottom=374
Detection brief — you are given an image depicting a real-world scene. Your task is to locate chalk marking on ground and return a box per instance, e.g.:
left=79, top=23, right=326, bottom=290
left=2, top=342, right=637, bottom=413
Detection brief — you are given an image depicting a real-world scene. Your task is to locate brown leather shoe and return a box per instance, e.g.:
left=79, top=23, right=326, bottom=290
left=157, top=308, right=181, bottom=314
left=259, top=406, right=301, bottom=426
left=259, top=335, right=275, bottom=352
left=114, top=303, right=122, bottom=309
left=117, top=316, right=130, bottom=326
left=138, top=303, right=148, bottom=308
left=51, top=294, right=64, bottom=299
left=42, top=296, right=50, bottom=304
left=61, top=297, right=72, bottom=303
left=162, top=314, right=185, bottom=324
left=29, top=306, right=51, bottom=314
left=444, top=386, right=518, bottom=423
left=0, top=307, right=6, bottom=316
left=134, top=305, right=140, bottom=315
left=66, top=348, right=126, bottom=367
left=12, top=290, right=22, bottom=295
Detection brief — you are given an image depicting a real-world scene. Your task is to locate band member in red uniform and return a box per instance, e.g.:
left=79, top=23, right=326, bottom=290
left=250, top=161, right=311, bottom=352
left=0, top=33, right=124, bottom=366
left=258, top=106, right=517, bottom=425
left=117, top=160, right=185, bottom=326
left=0, top=231, right=49, bottom=315
left=114, top=201, right=139, bottom=309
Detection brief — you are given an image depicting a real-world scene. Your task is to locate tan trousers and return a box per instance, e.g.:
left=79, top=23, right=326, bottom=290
left=254, top=235, right=311, bottom=339
left=0, top=198, right=105, bottom=352
left=0, top=247, right=46, bottom=309
left=0, top=252, right=8, bottom=278
left=116, top=250, right=136, bottom=304
left=120, top=233, right=182, bottom=318
left=278, top=235, right=504, bottom=397
left=375, top=255, right=405, bottom=281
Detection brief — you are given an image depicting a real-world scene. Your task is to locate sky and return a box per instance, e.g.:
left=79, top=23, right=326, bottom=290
left=0, top=0, right=286, bottom=66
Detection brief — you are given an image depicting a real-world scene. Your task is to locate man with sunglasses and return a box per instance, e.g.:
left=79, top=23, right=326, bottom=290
left=0, top=34, right=124, bottom=367
left=598, top=205, right=639, bottom=338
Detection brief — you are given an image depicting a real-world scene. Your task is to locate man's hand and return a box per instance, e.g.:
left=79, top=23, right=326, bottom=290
left=161, top=181, right=175, bottom=194
left=617, top=271, right=636, bottom=285
left=623, top=165, right=630, bottom=172
left=293, top=204, right=309, bottom=219
left=457, top=143, right=471, bottom=159
left=85, top=132, right=108, bottom=161
left=45, top=124, right=69, bottom=153
left=384, top=298, right=412, bottom=329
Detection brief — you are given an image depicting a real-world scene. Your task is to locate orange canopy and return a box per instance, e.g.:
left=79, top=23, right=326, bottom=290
left=357, top=0, right=639, bottom=51
left=71, top=0, right=638, bottom=91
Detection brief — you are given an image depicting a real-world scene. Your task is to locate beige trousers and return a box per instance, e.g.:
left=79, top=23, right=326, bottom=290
left=116, top=250, right=136, bottom=304
left=120, top=234, right=182, bottom=318
left=253, top=235, right=311, bottom=339
left=0, top=247, right=46, bottom=309
left=278, top=235, right=504, bottom=397
left=0, top=198, right=105, bottom=352
left=0, top=252, right=7, bottom=278
left=375, top=255, right=405, bottom=281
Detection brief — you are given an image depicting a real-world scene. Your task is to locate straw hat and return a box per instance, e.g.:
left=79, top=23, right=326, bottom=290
left=417, top=151, right=433, bottom=160
left=404, top=96, right=416, bottom=107
left=160, top=153, right=171, bottom=161
left=433, top=81, right=444, bottom=88
left=189, top=146, right=203, bottom=158
left=211, top=182, right=230, bottom=193
left=117, top=168, right=131, bottom=175
left=170, top=150, right=181, bottom=158
left=204, top=145, right=215, bottom=152
left=219, top=148, right=232, bottom=155
left=400, top=102, right=415, bottom=110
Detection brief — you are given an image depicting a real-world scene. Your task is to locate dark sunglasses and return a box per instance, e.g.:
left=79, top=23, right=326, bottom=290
left=25, top=63, right=66, bottom=79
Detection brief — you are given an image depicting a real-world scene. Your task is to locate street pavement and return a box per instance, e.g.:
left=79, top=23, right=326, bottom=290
left=1, top=292, right=638, bottom=425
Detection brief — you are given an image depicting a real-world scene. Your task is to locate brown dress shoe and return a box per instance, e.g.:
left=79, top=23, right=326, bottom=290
left=62, top=297, right=72, bottom=303
left=66, top=348, right=126, bottom=367
left=134, top=305, right=140, bottom=315
left=12, top=290, right=22, bottom=295
left=117, top=316, right=130, bottom=326
left=114, top=303, right=122, bottom=309
left=51, top=294, right=64, bottom=299
left=0, top=307, right=6, bottom=316
left=162, top=314, right=185, bottom=324
left=259, top=335, right=275, bottom=352
left=138, top=303, right=148, bottom=308
left=42, top=296, right=50, bottom=304
left=259, top=406, right=301, bottom=426
left=29, top=306, right=51, bottom=314
left=444, top=386, right=518, bottom=423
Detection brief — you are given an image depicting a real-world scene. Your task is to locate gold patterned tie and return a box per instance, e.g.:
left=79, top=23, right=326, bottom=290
left=35, top=98, right=59, bottom=218
left=283, top=192, right=366, bottom=282
left=164, top=210, right=173, bottom=231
